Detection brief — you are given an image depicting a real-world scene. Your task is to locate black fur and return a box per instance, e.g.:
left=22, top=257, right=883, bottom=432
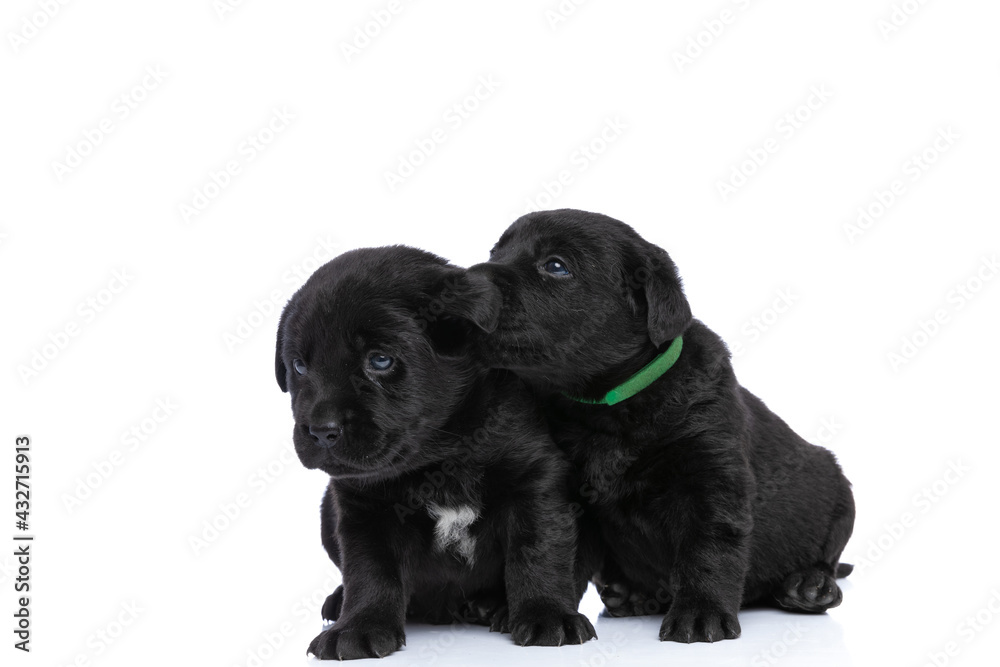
left=275, top=246, right=596, bottom=660
left=468, top=209, right=855, bottom=643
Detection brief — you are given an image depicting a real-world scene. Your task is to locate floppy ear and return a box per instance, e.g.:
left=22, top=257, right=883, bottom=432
left=275, top=303, right=290, bottom=392
left=438, top=269, right=501, bottom=333
left=627, top=242, right=692, bottom=347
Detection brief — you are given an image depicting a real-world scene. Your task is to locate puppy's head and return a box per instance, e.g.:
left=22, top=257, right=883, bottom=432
left=275, top=246, right=500, bottom=480
left=469, top=209, right=691, bottom=393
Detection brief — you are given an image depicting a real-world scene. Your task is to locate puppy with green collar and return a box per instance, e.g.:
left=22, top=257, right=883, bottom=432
left=469, top=209, right=855, bottom=643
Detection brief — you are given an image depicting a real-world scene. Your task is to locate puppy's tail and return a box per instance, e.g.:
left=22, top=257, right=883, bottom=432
left=835, top=563, right=854, bottom=578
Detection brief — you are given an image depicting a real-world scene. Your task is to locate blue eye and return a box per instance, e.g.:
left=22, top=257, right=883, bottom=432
left=369, top=353, right=393, bottom=371
left=293, top=359, right=307, bottom=375
left=542, top=258, right=570, bottom=276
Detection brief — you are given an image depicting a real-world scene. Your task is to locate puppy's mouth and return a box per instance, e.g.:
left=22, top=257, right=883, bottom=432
left=292, top=423, right=413, bottom=479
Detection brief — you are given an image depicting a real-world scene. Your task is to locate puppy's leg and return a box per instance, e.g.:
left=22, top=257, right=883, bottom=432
left=772, top=489, right=855, bottom=614
left=574, top=508, right=605, bottom=605
left=307, top=509, right=407, bottom=660
left=319, top=481, right=344, bottom=623
left=320, top=479, right=341, bottom=566
left=659, top=527, right=748, bottom=642
left=658, top=469, right=753, bottom=643
left=502, top=459, right=597, bottom=647
left=772, top=563, right=842, bottom=613
left=321, top=585, right=344, bottom=622
left=821, top=483, right=856, bottom=579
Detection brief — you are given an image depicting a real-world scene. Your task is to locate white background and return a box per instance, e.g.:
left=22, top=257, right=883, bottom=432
left=3, top=1, right=1000, bottom=665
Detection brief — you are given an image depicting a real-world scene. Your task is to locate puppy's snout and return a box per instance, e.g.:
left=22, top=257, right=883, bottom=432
left=468, top=262, right=512, bottom=293
left=468, top=261, right=499, bottom=280
left=308, top=421, right=343, bottom=447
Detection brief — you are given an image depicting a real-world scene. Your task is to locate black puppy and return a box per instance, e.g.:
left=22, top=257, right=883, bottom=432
left=468, top=209, right=855, bottom=643
left=275, top=246, right=596, bottom=660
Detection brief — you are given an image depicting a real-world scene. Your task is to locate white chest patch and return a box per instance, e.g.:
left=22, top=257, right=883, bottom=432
left=427, top=503, right=478, bottom=565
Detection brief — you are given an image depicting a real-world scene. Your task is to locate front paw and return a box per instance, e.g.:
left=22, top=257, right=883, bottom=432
left=307, top=620, right=405, bottom=660
left=509, top=604, right=596, bottom=646
left=659, top=602, right=740, bottom=643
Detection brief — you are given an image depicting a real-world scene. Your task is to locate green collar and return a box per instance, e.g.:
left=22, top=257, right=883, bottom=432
left=563, top=336, right=683, bottom=406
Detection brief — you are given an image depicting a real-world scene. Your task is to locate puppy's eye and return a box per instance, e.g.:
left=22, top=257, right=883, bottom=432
left=368, top=353, right=394, bottom=371
left=542, top=258, right=571, bottom=277
left=293, top=359, right=307, bottom=375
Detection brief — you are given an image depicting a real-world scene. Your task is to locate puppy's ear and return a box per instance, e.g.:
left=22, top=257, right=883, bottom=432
left=275, top=303, right=290, bottom=392
left=438, top=269, right=501, bottom=333
left=626, top=242, right=692, bottom=347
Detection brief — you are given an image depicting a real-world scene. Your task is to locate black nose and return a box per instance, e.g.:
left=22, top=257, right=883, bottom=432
left=309, top=422, right=343, bottom=447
